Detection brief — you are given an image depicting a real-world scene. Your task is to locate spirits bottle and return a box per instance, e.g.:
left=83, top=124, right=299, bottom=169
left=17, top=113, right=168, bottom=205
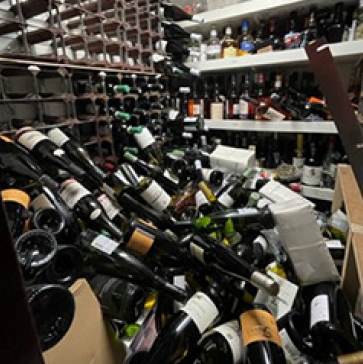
left=206, top=26, right=221, bottom=60
left=238, top=20, right=254, bottom=56
left=225, top=75, right=239, bottom=119
left=284, top=11, right=301, bottom=49
left=210, top=79, right=224, bottom=120
left=221, top=27, right=238, bottom=58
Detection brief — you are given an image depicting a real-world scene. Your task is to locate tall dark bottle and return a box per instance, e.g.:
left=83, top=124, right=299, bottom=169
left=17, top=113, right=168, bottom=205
left=133, top=283, right=223, bottom=364
left=196, top=320, right=243, bottom=364
left=60, top=179, right=123, bottom=240
left=47, top=128, right=106, bottom=187
left=241, top=304, right=287, bottom=364
left=15, top=127, right=86, bottom=179
left=302, top=141, right=323, bottom=187
left=160, top=2, right=204, bottom=23
left=156, top=40, right=200, bottom=63
left=162, top=21, right=202, bottom=42
left=0, top=135, right=43, bottom=187
left=327, top=2, right=345, bottom=43
left=76, top=229, right=188, bottom=302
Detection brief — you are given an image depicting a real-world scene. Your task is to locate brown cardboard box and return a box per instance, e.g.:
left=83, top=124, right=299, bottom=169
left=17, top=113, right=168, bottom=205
left=332, top=165, right=363, bottom=317
left=43, top=279, right=126, bottom=364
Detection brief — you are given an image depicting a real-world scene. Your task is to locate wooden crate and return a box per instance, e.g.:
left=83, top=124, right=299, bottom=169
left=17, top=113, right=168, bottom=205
left=332, top=164, right=363, bottom=316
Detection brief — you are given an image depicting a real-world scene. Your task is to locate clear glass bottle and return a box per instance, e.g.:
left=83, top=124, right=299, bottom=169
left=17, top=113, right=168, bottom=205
left=207, top=26, right=221, bottom=60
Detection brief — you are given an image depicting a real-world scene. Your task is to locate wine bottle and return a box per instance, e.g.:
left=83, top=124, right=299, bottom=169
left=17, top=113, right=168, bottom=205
left=15, top=127, right=86, bottom=180
left=44, top=244, right=83, bottom=286
left=302, top=141, right=323, bottom=187
left=197, top=320, right=243, bottom=364
left=308, top=282, right=360, bottom=360
left=161, top=21, right=202, bottom=42
left=0, top=135, right=43, bottom=187
left=124, top=152, right=179, bottom=196
left=47, top=128, right=106, bottom=187
left=60, top=179, right=123, bottom=240
left=128, top=126, right=164, bottom=166
left=30, top=206, right=65, bottom=238
left=160, top=2, right=204, bottom=23
left=1, top=188, right=30, bottom=239
left=133, top=283, right=223, bottom=364
left=90, top=274, right=147, bottom=322
left=76, top=229, right=188, bottom=302
left=26, top=284, right=75, bottom=351
left=97, top=193, right=128, bottom=231
left=156, top=40, right=200, bottom=63
left=182, top=234, right=279, bottom=295
left=241, top=304, right=287, bottom=364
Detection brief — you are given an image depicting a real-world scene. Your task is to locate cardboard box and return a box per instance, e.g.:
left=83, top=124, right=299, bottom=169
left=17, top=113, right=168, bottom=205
left=43, top=279, right=126, bottom=364
left=332, top=165, right=363, bottom=316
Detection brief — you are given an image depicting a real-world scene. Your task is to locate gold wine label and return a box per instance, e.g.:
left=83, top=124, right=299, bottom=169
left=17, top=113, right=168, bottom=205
left=198, top=181, right=216, bottom=202
left=338, top=351, right=363, bottom=364
left=240, top=309, right=281, bottom=347
left=126, top=228, right=154, bottom=256
left=0, top=136, right=12, bottom=142
left=1, top=189, right=30, bottom=209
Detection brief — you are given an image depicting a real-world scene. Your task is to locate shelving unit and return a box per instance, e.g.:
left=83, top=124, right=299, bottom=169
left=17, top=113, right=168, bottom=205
left=205, top=120, right=339, bottom=133
left=187, top=40, right=363, bottom=73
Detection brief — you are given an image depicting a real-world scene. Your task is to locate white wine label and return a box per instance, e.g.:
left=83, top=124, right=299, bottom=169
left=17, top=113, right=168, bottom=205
left=89, top=208, right=102, bottom=220
left=140, top=180, right=171, bottom=212
left=134, top=128, right=155, bottom=149
left=181, top=292, right=219, bottom=334
left=218, top=191, right=234, bottom=208
left=210, top=103, right=224, bottom=120
left=254, top=272, right=298, bottom=320
left=53, top=149, right=65, bottom=157
left=239, top=99, right=249, bottom=118
left=18, top=130, right=48, bottom=150
left=262, top=107, right=285, bottom=120
left=60, top=180, right=91, bottom=209
left=91, top=235, right=119, bottom=255
left=98, top=194, right=120, bottom=220
left=213, top=321, right=243, bottom=364
left=195, top=190, right=209, bottom=209
left=292, top=157, right=305, bottom=170
left=310, top=294, right=330, bottom=328
left=302, top=165, right=323, bottom=186
left=193, top=104, right=201, bottom=116
left=233, top=103, right=240, bottom=115
left=189, top=242, right=205, bottom=263
left=279, top=329, right=305, bottom=364
left=47, top=128, right=70, bottom=147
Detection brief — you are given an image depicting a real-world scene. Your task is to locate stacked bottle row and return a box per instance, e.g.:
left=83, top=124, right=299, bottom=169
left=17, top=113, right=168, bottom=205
left=188, top=1, right=363, bottom=62
left=0, top=0, right=160, bottom=69
left=1, top=94, right=362, bottom=363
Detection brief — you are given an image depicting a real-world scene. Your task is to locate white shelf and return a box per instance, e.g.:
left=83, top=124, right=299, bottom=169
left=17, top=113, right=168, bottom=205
left=187, top=40, right=363, bottom=73
left=181, top=0, right=356, bottom=34
left=205, top=120, right=338, bottom=133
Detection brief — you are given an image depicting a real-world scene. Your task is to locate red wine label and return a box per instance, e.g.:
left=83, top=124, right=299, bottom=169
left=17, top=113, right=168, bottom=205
left=240, top=309, right=281, bottom=347
left=210, top=102, right=223, bottom=120
left=181, top=292, right=219, bottom=334
left=17, top=130, right=48, bottom=150
left=189, top=242, right=205, bottom=263
left=98, top=194, right=120, bottom=220
left=31, top=193, right=54, bottom=211
left=262, top=107, right=285, bottom=120
left=310, top=294, right=329, bottom=328
left=47, top=128, right=70, bottom=147
left=89, top=208, right=102, bottom=220
left=193, top=104, right=201, bottom=116
left=91, top=235, right=119, bottom=255
left=133, top=128, right=155, bottom=149
left=140, top=180, right=171, bottom=212
left=1, top=189, right=30, bottom=209
left=239, top=99, right=249, bottom=119
left=212, top=321, right=243, bottom=364
left=218, top=191, right=234, bottom=208
left=126, top=228, right=155, bottom=256
left=60, top=180, right=91, bottom=209
left=279, top=329, right=304, bottom=364
left=302, top=165, right=323, bottom=186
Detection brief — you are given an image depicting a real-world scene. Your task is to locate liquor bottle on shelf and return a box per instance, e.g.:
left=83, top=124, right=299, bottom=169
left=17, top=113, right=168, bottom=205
left=284, top=11, right=301, bottom=49
left=206, top=26, right=221, bottom=60
left=76, top=229, right=188, bottom=302
left=210, top=79, right=224, bottom=120
left=292, top=133, right=305, bottom=174
left=202, top=83, right=211, bottom=119
left=238, top=20, right=254, bottom=56
left=327, top=2, right=345, bottom=43
left=221, top=27, right=238, bottom=58
left=354, top=0, right=363, bottom=39
left=160, top=2, right=204, bottom=23
left=225, top=75, right=239, bottom=120
left=241, top=304, right=287, bottom=364
left=188, top=81, right=202, bottom=118
left=161, top=21, right=203, bottom=42
left=301, top=141, right=323, bottom=187
left=300, top=7, right=318, bottom=47
left=239, top=73, right=254, bottom=120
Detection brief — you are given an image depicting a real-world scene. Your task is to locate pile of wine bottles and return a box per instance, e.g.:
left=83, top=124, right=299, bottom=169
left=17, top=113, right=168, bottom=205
left=1, top=110, right=362, bottom=363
